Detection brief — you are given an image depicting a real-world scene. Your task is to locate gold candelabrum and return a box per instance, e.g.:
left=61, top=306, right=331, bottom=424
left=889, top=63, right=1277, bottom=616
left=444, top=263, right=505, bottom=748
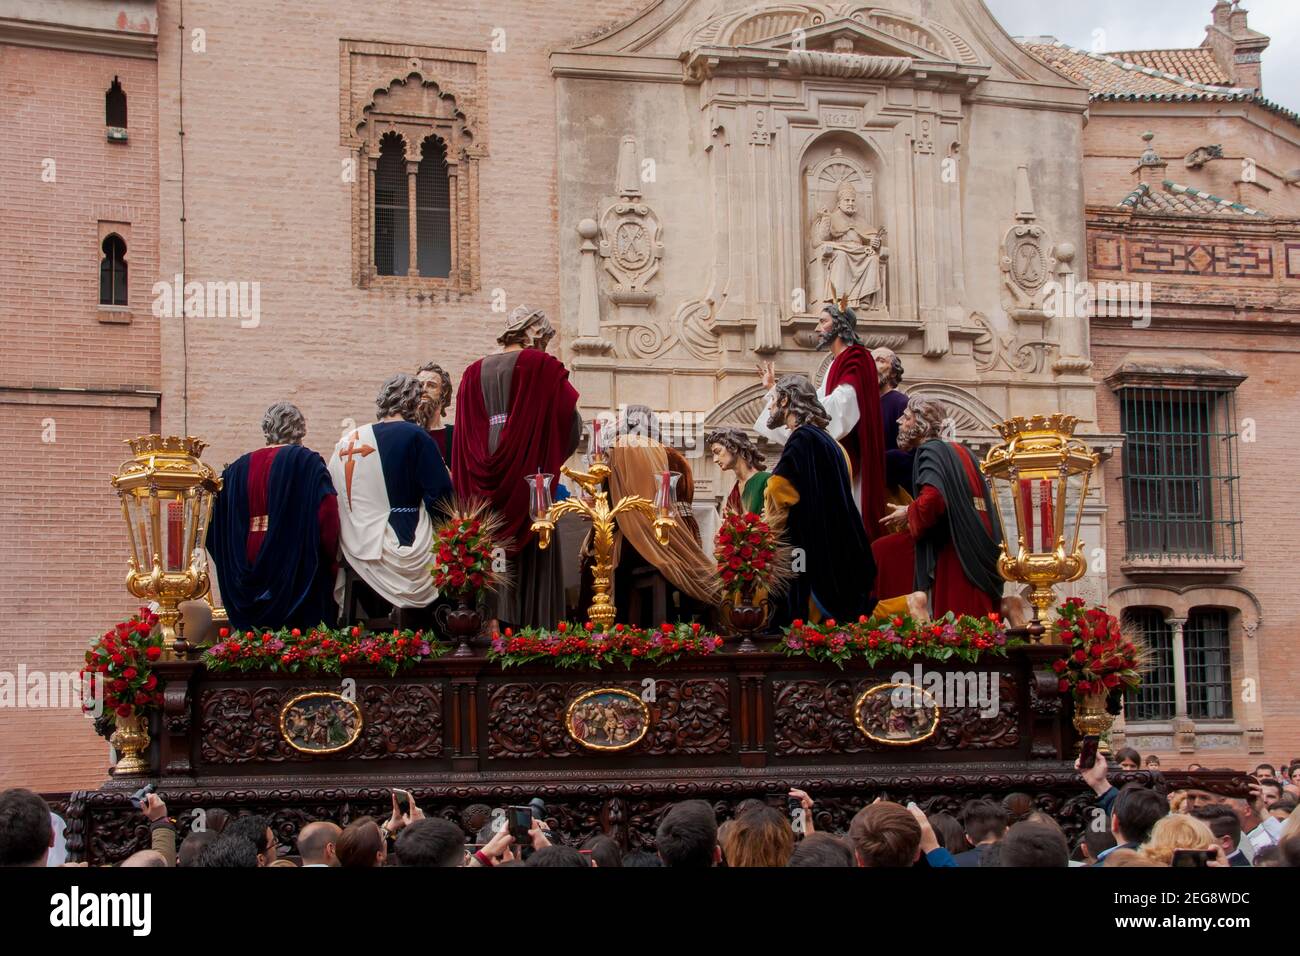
left=528, top=443, right=677, bottom=628
left=981, top=414, right=1099, bottom=641
left=111, top=435, right=222, bottom=655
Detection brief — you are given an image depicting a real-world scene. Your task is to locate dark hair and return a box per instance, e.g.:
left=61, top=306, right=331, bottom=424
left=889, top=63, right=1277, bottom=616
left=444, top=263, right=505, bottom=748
left=336, top=816, right=385, bottom=868
left=788, top=832, right=855, bottom=867
left=1251, top=845, right=1282, bottom=867
left=296, top=821, right=341, bottom=865
left=178, top=829, right=219, bottom=867
left=655, top=800, right=718, bottom=867
left=1191, top=804, right=1242, bottom=849
left=580, top=835, right=623, bottom=868
left=1271, top=794, right=1297, bottom=814
left=416, top=362, right=453, bottom=416
left=205, top=808, right=232, bottom=834
left=721, top=805, right=794, bottom=867
left=1281, top=835, right=1300, bottom=868
left=704, top=428, right=765, bottom=472
left=621, top=850, right=663, bottom=867
left=1254, top=763, right=1276, bottom=777
left=525, top=845, right=589, bottom=867
left=197, top=834, right=259, bottom=868
left=848, top=802, right=921, bottom=867
left=1260, top=779, right=1285, bottom=800
left=394, top=818, right=466, bottom=867
left=1112, top=785, right=1168, bottom=845
left=224, top=814, right=271, bottom=854
left=1000, top=821, right=1069, bottom=867
left=1115, top=747, right=1142, bottom=767
left=0, top=789, right=52, bottom=866
left=927, top=812, right=965, bottom=852
left=1076, top=808, right=1118, bottom=861
left=961, top=799, right=1009, bottom=844
left=1001, top=792, right=1034, bottom=825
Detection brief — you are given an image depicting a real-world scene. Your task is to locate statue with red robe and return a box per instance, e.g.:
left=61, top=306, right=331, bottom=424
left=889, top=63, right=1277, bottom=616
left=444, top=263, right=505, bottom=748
left=207, top=402, right=339, bottom=630
left=872, top=399, right=1004, bottom=620
left=452, top=306, right=581, bottom=629
left=755, top=302, right=887, bottom=542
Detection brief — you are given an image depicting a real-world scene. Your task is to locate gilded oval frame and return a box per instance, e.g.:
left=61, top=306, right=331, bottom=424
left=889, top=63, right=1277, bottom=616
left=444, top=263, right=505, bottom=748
left=565, top=687, right=651, bottom=752
left=279, top=690, right=363, bottom=755
left=853, top=681, right=940, bottom=746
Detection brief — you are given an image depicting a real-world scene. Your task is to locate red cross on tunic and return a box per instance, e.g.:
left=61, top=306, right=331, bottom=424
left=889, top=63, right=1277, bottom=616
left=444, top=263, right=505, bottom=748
left=338, top=430, right=376, bottom=508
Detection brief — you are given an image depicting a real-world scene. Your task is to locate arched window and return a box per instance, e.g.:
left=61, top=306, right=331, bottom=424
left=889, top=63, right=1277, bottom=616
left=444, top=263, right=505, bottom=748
left=416, top=135, right=452, bottom=278
left=106, top=77, right=127, bottom=129
left=374, top=131, right=409, bottom=276
left=100, top=234, right=127, bottom=305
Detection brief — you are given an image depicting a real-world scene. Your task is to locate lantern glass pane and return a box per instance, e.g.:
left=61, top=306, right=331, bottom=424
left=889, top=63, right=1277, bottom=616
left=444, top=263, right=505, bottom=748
left=653, top=471, right=680, bottom=518
left=162, top=497, right=187, bottom=572
left=989, top=477, right=1018, bottom=550
left=126, top=494, right=154, bottom=568
left=1015, top=476, right=1057, bottom=554
left=1063, top=470, right=1088, bottom=553
left=525, top=474, right=553, bottom=521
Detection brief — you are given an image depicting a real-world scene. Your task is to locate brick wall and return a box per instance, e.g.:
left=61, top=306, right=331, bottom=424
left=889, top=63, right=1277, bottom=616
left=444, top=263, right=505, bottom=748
left=0, top=41, right=159, bottom=791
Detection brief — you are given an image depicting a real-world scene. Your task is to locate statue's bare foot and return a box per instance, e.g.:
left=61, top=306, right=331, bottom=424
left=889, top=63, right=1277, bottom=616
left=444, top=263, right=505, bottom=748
left=906, top=591, right=930, bottom=623
left=1000, top=595, right=1030, bottom=629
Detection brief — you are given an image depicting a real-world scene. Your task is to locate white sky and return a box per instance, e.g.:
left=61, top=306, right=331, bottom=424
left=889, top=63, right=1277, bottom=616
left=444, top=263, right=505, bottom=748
left=984, top=0, right=1300, bottom=111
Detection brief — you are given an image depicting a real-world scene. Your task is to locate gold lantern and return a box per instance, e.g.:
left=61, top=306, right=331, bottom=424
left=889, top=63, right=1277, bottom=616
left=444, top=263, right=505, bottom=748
left=111, top=435, right=222, bottom=654
left=981, top=415, right=1098, bottom=640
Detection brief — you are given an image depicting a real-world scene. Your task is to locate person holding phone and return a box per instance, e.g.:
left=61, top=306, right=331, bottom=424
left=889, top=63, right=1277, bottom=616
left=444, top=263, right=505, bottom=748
left=380, top=789, right=425, bottom=844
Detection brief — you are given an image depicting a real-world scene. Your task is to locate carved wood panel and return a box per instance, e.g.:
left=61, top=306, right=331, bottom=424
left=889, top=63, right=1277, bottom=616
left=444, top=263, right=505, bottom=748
left=485, top=678, right=731, bottom=759
left=771, top=673, right=1020, bottom=755
left=197, top=683, right=443, bottom=765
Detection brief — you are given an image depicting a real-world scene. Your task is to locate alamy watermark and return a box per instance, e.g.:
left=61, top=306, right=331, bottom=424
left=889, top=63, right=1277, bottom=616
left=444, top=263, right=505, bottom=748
left=0, top=667, right=103, bottom=717
left=889, top=664, right=1000, bottom=718
left=151, top=275, right=261, bottom=328
left=1043, top=275, right=1152, bottom=329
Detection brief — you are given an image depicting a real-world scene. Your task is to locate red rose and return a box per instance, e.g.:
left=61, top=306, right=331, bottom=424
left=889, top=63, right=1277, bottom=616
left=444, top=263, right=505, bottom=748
left=145, top=646, right=161, bottom=661
left=116, top=704, right=132, bottom=718
left=111, top=654, right=125, bottom=666
left=1073, top=650, right=1087, bottom=663
left=111, top=679, right=128, bottom=693
left=218, top=627, right=229, bottom=638
left=1052, top=659, right=1068, bottom=674
left=122, top=667, right=138, bottom=680
left=350, top=627, right=360, bottom=637
left=143, top=674, right=157, bottom=690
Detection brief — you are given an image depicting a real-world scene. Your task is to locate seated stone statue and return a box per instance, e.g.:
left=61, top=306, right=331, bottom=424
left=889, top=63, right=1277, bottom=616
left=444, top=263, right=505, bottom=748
left=206, top=402, right=339, bottom=631
left=329, top=373, right=452, bottom=621
left=809, top=180, right=883, bottom=311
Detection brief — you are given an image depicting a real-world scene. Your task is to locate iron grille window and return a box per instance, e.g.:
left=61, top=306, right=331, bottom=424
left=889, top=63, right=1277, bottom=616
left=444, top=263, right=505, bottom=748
left=1185, top=609, right=1232, bottom=720
left=416, top=135, right=451, bottom=278
left=1123, top=608, right=1175, bottom=722
left=99, top=234, right=127, bottom=305
left=1118, top=387, right=1242, bottom=560
left=374, top=132, right=409, bottom=276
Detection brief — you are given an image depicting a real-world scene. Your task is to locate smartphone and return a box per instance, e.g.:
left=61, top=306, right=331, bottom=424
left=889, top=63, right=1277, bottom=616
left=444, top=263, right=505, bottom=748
left=393, top=789, right=411, bottom=813
left=787, top=796, right=802, bottom=813
left=129, top=783, right=155, bottom=810
left=508, top=805, right=533, bottom=842
left=1171, top=849, right=1212, bottom=868
left=1079, top=735, right=1100, bottom=771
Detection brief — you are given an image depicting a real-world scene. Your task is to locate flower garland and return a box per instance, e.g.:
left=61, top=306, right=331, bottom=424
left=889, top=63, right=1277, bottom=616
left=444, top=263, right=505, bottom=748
left=1051, top=598, right=1144, bottom=701
left=80, top=607, right=163, bottom=723
left=488, top=621, right=723, bottom=669
left=203, top=625, right=447, bottom=677
left=777, top=612, right=1020, bottom=668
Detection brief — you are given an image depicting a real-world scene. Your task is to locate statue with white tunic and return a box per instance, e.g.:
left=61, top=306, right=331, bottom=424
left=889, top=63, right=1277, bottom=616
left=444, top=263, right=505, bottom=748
left=754, top=302, right=889, bottom=544
left=809, top=180, right=885, bottom=311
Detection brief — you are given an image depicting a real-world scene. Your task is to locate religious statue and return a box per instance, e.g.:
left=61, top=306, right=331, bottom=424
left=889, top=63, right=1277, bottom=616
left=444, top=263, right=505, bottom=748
left=872, top=399, right=1005, bottom=621
left=416, top=360, right=454, bottom=471
left=206, top=402, right=339, bottom=631
left=874, top=346, right=914, bottom=500
left=809, top=180, right=885, bottom=311
left=329, top=373, right=453, bottom=621
left=602, top=405, right=718, bottom=625
left=452, top=305, right=582, bottom=630
left=763, top=375, right=876, bottom=626
left=705, top=427, right=770, bottom=518
left=755, top=302, right=888, bottom=542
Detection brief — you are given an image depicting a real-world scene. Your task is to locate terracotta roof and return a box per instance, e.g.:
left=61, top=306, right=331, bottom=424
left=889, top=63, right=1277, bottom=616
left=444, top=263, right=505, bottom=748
left=1117, top=180, right=1269, bottom=218
left=1106, top=48, right=1231, bottom=86
left=1018, top=40, right=1300, bottom=127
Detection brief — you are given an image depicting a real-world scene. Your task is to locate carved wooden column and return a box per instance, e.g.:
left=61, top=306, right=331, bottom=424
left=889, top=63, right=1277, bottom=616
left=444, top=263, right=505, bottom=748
left=449, top=670, right=480, bottom=772
left=155, top=658, right=198, bottom=779
left=738, top=668, right=767, bottom=767
left=405, top=159, right=421, bottom=277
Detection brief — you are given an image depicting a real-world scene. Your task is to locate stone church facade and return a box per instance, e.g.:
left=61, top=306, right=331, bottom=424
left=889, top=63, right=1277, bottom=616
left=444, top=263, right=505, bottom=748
left=2, top=0, right=1296, bottom=790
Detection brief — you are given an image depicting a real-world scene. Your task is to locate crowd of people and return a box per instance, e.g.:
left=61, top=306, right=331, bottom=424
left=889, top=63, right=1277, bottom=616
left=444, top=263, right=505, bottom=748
left=4, top=752, right=1297, bottom=868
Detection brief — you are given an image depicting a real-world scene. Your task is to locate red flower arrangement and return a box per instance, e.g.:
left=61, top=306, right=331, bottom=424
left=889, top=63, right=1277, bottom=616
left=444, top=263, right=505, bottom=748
left=1051, top=598, right=1144, bottom=702
left=80, top=607, right=163, bottom=723
left=431, top=501, right=505, bottom=605
left=203, top=625, right=447, bottom=677
left=778, top=611, right=1020, bottom=668
left=488, top=621, right=722, bottom=670
left=714, top=511, right=785, bottom=602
